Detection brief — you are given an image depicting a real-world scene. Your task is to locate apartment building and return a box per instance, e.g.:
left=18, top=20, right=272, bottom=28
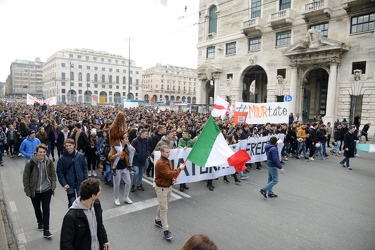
left=42, top=48, right=142, bottom=104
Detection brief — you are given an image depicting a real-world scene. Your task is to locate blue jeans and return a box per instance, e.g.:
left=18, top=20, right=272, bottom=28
left=66, top=186, right=80, bottom=207
left=105, top=164, right=113, bottom=182
left=297, top=142, right=307, bottom=158
left=132, top=165, right=144, bottom=186
left=0, top=144, right=4, bottom=162
left=262, top=166, right=279, bottom=195
left=333, top=141, right=341, bottom=154
left=341, top=156, right=350, bottom=167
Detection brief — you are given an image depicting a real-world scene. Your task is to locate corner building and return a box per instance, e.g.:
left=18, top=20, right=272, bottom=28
left=43, top=48, right=142, bottom=104
left=196, top=0, right=375, bottom=128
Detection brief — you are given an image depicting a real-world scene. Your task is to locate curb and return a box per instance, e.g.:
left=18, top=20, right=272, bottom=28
left=0, top=192, right=9, bottom=250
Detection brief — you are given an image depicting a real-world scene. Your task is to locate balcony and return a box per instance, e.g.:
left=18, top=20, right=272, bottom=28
left=241, top=17, right=266, bottom=36
left=342, top=0, right=375, bottom=13
left=268, top=9, right=296, bottom=28
left=302, top=0, right=333, bottom=22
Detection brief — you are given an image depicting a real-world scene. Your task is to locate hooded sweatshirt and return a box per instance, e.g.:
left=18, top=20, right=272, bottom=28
left=70, top=197, right=100, bottom=250
left=31, top=153, right=51, bottom=193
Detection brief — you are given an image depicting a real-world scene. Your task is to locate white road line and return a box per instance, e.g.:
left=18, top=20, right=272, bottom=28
left=142, top=177, right=192, bottom=198
left=103, top=195, right=181, bottom=220
left=9, top=201, right=27, bottom=249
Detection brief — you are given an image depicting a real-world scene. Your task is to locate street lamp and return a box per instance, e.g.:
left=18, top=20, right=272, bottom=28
left=69, top=62, right=74, bottom=104
left=86, top=81, right=89, bottom=103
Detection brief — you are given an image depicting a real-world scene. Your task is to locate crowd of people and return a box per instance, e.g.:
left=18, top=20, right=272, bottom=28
left=0, top=101, right=371, bottom=247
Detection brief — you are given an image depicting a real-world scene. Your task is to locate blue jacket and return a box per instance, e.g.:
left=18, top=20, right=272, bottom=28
left=131, top=135, right=148, bottom=167
left=56, top=149, right=87, bottom=188
left=265, top=143, right=282, bottom=169
left=19, top=136, right=41, bottom=159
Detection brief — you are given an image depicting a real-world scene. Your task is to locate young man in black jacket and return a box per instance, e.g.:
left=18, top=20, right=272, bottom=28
left=60, top=178, right=109, bottom=250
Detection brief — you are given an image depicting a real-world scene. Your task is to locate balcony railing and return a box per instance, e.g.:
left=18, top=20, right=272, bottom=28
left=268, top=9, right=296, bottom=27
left=242, top=17, right=266, bottom=35
left=302, top=0, right=333, bottom=20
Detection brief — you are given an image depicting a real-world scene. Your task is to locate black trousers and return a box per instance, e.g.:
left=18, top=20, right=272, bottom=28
left=30, top=189, right=52, bottom=231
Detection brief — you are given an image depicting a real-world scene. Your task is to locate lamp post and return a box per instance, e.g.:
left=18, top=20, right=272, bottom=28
left=125, top=38, right=132, bottom=101
left=69, top=62, right=74, bottom=104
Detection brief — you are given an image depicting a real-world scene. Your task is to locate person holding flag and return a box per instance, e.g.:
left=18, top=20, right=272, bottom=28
left=154, top=145, right=186, bottom=241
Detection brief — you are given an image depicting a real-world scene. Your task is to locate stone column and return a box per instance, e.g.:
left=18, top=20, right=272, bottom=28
left=212, top=73, right=221, bottom=102
left=196, top=79, right=205, bottom=104
left=325, top=60, right=338, bottom=126
left=289, top=65, right=298, bottom=114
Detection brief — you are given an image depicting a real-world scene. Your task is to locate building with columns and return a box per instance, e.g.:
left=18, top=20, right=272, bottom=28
left=142, top=64, right=197, bottom=104
left=42, top=48, right=142, bottom=104
left=196, top=0, right=375, bottom=131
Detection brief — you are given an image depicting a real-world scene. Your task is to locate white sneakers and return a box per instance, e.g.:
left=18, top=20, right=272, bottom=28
left=124, top=197, right=133, bottom=204
left=115, top=197, right=132, bottom=205
left=88, top=170, right=98, bottom=177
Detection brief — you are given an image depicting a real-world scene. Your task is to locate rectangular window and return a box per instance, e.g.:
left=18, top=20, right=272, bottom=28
left=62, top=89, right=66, bottom=93
left=77, top=55, right=81, bottom=59
left=109, top=68, right=112, bottom=72
left=94, top=67, right=98, bottom=70
left=86, top=66, right=90, bottom=70
left=251, top=0, right=261, bottom=18
left=116, top=69, right=119, bottom=73
left=277, top=68, right=286, bottom=78
left=109, top=91, right=112, bottom=95
left=61, top=72, right=66, bottom=80
left=102, top=67, right=105, bottom=71
left=352, top=61, right=366, bottom=74
left=93, top=57, right=97, bottom=60
left=78, top=65, right=82, bottom=69
left=123, top=70, right=126, bottom=73
left=61, top=63, right=66, bottom=67
left=226, top=42, right=236, bottom=55
left=206, top=46, right=215, bottom=59
left=102, top=85, right=105, bottom=88
left=279, top=0, right=291, bottom=10
left=351, top=13, right=375, bottom=34
left=62, top=82, right=66, bottom=86
left=86, top=56, right=89, bottom=60
left=276, top=30, right=291, bottom=46
left=309, top=22, right=329, bottom=37
left=94, top=84, right=98, bottom=88
left=116, top=86, right=119, bottom=89
left=79, top=90, right=82, bottom=94
left=249, top=37, right=261, bottom=51
left=69, top=54, right=73, bottom=58
left=79, top=83, right=82, bottom=87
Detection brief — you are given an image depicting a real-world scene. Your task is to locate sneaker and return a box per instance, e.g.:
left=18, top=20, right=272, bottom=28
left=280, top=161, right=285, bottom=164
left=235, top=181, right=241, bottom=185
left=10, top=155, right=13, bottom=158
left=283, top=157, right=289, bottom=161
left=268, top=193, right=278, bottom=198
left=347, top=166, right=352, bottom=170
left=164, top=230, right=172, bottom=240
left=88, top=171, right=92, bottom=177
left=260, top=189, right=267, bottom=199
left=340, top=161, right=345, bottom=167
left=92, top=170, right=97, bottom=177
left=183, top=184, right=189, bottom=190
left=256, top=167, right=263, bottom=171
left=131, top=185, right=135, bottom=192
left=124, top=197, right=133, bottom=204
left=296, top=156, right=300, bottom=159
left=38, top=223, right=43, bottom=231
left=336, top=153, right=341, bottom=156
left=154, top=220, right=163, bottom=228
left=305, top=157, right=309, bottom=160
left=355, top=154, right=360, bottom=157
left=43, top=231, right=53, bottom=238
left=0, top=161, right=4, bottom=166
left=309, top=157, right=315, bottom=161
left=18, top=153, right=22, bottom=157
left=240, top=175, right=249, bottom=180
left=137, top=185, right=144, bottom=191
left=114, top=199, right=120, bottom=206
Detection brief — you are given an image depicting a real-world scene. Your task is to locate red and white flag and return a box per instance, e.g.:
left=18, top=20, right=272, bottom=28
left=211, top=96, right=231, bottom=120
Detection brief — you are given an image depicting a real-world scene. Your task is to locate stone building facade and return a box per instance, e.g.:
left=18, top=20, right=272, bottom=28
left=42, top=48, right=142, bottom=104
left=142, top=64, right=197, bottom=104
left=196, top=0, right=375, bottom=133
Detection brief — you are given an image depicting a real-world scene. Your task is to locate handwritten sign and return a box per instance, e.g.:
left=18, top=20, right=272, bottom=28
left=234, top=102, right=289, bottom=124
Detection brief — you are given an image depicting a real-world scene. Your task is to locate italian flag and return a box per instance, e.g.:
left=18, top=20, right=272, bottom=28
left=187, top=116, right=250, bottom=171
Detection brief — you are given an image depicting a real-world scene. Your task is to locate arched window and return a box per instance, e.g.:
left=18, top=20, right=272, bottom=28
left=86, top=73, right=90, bottom=82
left=78, top=72, right=82, bottom=81
left=102, top=75, right=105, bottom=83
left=116, top=76, right=119, bottom=84
left=209, top=5, right=217, bottom=34
left=94, top=74, right=98, bottom=82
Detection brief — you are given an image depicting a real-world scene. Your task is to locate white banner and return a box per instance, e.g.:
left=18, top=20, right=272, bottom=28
left=234, top=102, right=289, bottom=124
left=154, top=149, right=235, bottom=185
left=153, top=134, right=285, bottom=184
left=26, top=94, right=57, bottom=106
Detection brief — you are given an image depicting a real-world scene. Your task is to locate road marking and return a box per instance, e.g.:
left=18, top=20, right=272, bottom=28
left=9, top=201, right=27, bottom=250
left=142, top=177, right=192, bottom=198
left=103, top=195, right=181, bottom=220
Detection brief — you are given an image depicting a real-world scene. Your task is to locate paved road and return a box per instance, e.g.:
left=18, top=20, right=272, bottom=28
left=1, top=151, right=375, bottom=250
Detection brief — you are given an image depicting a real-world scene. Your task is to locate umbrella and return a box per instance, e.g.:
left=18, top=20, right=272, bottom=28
left=356, top=143, right=375, bottom=153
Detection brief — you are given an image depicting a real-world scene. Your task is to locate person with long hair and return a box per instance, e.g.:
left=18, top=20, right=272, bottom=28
left=109, top=112, right=127, bottom=176
left=181, top=234, right=218, bottom=250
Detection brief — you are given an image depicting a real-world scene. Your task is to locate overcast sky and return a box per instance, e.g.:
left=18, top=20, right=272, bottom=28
left=0, top=0, right=199, bottom=81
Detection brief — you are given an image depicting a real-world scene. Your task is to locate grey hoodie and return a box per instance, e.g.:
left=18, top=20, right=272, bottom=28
left=70, top=197, right=100, bottom=250
left=31, top=153, right=51, bottom=193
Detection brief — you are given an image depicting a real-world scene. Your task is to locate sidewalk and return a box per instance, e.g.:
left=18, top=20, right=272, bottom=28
left=0, top=185, right=9, bottom=250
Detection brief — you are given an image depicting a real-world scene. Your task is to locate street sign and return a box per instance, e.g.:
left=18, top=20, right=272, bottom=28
left=284, top=95, right=292, bottom=102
